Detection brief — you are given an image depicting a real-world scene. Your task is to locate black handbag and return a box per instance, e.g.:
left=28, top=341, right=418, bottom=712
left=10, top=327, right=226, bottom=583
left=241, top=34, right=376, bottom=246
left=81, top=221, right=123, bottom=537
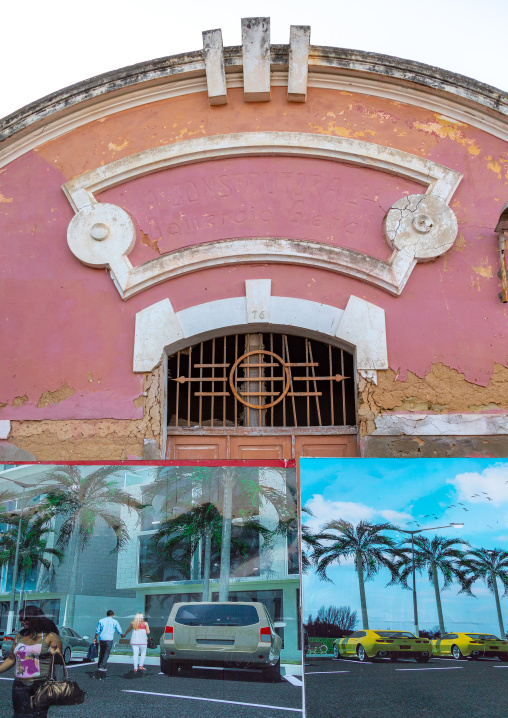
left=31, top=653, right=86, bottom=710
left=147, top=634, right=156, bottom=650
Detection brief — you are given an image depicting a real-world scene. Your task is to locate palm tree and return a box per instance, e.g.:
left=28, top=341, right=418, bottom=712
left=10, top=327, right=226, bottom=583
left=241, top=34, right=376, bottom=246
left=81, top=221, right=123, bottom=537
left=0, top=516, right=63, bottom=612
left=38, top=465, right=143, bottom=628
left=148, top=466, right=293, bottom=601
left=313, top=520, right=400, bottom=630
left=393, top=535, right=468, bottom=635
left=149, top=502, right=276, bottom=599
left=460, top=548, right=508, bottom=637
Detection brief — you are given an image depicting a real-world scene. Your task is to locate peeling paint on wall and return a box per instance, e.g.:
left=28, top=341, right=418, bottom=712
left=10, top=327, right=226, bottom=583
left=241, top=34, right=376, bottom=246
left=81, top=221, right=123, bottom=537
left=358, top=363, right=508, bottom=437
left=37, top=382, right=76, bottom=408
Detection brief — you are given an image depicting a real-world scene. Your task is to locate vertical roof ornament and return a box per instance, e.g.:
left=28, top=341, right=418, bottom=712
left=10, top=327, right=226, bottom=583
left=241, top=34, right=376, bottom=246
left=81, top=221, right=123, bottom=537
left=288, top=25, right=311, bottom=102
left=242, top=17, right=271, bottom=102
left=202, top=28, right=227, bottom=106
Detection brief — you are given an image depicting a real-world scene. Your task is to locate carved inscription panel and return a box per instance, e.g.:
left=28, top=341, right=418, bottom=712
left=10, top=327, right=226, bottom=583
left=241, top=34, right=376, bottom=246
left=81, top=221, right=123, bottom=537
left=99, top=156, right=422, bottom=267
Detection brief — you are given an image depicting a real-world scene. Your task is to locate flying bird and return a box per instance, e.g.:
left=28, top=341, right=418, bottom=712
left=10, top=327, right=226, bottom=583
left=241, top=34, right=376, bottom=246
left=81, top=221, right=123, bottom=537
left=462, top=508, right=469, bottom=512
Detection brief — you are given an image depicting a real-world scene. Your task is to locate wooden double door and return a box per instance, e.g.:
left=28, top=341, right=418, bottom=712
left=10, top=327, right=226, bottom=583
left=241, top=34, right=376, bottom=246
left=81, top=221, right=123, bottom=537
left=165, top=432, right=357, bottom=460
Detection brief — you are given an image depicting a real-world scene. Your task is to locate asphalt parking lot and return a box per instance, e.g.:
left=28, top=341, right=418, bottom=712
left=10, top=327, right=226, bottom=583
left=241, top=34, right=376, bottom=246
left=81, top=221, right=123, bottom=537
left=304, top=656, right=508, bottom=718
left=0, top=660, right=303, bottom=718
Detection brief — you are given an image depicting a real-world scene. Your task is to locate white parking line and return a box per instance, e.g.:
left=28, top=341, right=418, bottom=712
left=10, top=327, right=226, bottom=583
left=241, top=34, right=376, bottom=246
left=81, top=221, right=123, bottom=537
left=123, top=690, right=303, bottom=712
left=493, top=665, right=508, bottom=668
left=0, top=677, right=13, bottom=681
left=331, top=659, right=371, bottom=664
left=395, top=667, right=464, bottom=671
left=284, top=675, right=303, bottom=686
left=305, top=671, right=350, bottom=675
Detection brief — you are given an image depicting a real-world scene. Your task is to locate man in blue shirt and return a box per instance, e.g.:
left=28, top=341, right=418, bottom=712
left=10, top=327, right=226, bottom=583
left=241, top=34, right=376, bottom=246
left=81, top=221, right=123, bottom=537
left=94, top=610, right=123, bottom=671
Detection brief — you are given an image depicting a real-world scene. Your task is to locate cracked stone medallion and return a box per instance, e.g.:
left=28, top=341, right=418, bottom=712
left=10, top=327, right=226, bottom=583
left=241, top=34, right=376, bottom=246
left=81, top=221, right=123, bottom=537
left=383, top=194, right=458, bottom=261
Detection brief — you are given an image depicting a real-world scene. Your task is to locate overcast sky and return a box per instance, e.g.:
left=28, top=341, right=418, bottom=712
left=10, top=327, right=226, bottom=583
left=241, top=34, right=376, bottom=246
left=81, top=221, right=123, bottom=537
left=1, top=0, right=507, bottom=120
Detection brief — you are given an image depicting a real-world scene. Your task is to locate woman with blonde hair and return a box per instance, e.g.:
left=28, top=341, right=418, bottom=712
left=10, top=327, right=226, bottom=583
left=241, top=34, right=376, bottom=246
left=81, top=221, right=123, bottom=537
left=121, top=613, right=150, bottom=672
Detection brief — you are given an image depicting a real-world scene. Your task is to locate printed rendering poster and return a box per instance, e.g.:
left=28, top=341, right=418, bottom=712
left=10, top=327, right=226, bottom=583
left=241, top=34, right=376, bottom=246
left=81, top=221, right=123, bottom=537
left=301, top=458, right=508, bottom=718
left=0, top=462, right=302, bottom=718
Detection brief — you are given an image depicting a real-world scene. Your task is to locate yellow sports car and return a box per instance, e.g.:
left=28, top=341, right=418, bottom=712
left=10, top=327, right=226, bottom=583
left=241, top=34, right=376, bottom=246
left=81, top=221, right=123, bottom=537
left=432, top=632, right=508, bottom=661
left=333, top=630, right=431, bottom=662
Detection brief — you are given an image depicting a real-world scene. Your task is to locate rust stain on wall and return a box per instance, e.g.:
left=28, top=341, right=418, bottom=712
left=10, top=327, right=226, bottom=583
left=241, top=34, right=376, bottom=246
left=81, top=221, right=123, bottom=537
left=37, top=382, right=76, bottom=408
left=358, top=362, right=508, bottom=436
left=140, top=230, right=161, bottom=254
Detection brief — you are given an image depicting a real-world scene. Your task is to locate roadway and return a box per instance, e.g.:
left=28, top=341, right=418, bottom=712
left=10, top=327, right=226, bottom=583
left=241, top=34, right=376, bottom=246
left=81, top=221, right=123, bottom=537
left=0, top=659, right=303, bottom=718
left=304, top=656, right=508, bottom=718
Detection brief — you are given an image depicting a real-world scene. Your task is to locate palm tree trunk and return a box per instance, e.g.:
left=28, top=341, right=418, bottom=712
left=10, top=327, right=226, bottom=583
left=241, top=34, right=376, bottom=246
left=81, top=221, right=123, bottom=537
left=219, top=469, right=234, bottom=601
left=431, top=561, right=446, bottom=635
left=202, top=527, right=211, bottom=601
left=17, top=571, right=26, bottom=616
left=356, top=548, right=369, bottom=630
left=62, top=527, right=80, bottom=628
left=491, top=570, right=505, bottom=638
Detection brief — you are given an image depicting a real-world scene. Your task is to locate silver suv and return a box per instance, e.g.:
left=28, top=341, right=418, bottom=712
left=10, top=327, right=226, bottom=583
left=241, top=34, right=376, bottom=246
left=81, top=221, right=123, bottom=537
left=160, top=601, right=284, bottom=681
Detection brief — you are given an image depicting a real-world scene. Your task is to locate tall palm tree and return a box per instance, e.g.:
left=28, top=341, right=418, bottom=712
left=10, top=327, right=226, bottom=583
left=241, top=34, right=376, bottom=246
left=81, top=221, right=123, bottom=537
left=393, top=535, right=468, bottom=635
left=313, top=520, right=400, bottom=630
left=38, top=465, right=143, bottom=628
left=460, top=548, right=508, bottom=637
left=0, top=516, right=63, bottom=611
left=149, top=502, right=274, bottom=599
left=148, top=465, right=293, bottom=601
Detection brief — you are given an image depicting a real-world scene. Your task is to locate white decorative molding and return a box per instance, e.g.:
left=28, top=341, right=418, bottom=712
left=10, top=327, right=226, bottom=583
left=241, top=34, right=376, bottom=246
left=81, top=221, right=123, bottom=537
left=242, top=17, right=271, bottom=102
left=0, top=420, right=11, bottom=439
left=373, top=413, right=508, bottom=436
left=133, top=283, right=388, bottom=379
left=4, top=68, right=508, bottom=170
left=203, top=29, right=227, bottom=106
left=63, top=131, right=462, bottom=300
left=288, top=26, right=310, bottom=102
left=246, top=279, right=271, bottom=323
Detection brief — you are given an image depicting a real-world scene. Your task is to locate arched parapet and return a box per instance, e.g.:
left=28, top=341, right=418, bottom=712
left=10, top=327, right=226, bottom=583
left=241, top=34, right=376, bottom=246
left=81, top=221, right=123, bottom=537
left=133, top=280, right=388, bottom=384
left=64, top=131, right=461, bottom=300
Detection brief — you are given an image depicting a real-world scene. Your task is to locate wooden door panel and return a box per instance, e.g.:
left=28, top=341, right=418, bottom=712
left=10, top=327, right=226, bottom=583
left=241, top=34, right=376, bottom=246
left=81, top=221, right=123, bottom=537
left=230, top=436, right=292, bottom=460
left=166, top=435, right=228, bottom=460
left=295, top=435, right=357, bottom=458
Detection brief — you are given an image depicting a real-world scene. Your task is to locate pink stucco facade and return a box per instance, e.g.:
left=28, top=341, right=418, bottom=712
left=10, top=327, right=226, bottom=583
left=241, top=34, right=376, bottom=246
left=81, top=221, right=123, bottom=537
left=1, top=34, right=507, bottom=459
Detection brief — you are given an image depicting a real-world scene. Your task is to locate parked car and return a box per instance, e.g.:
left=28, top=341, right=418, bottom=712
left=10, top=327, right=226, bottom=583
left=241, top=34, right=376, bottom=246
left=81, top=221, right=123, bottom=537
left=2, top=626, right=91, bottom=663
left=333, top=630, right=431, bottom=662
left=160, top=601, right=284, bottom=681
left=431, top=632, right=508, bottom=660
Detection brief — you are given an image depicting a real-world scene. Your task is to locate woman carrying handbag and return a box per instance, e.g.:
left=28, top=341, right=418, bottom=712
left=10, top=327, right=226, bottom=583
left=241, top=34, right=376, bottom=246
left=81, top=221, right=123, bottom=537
left=121, top=613, right=151, bottom=672
left=0, top=605, right=62, bottom=718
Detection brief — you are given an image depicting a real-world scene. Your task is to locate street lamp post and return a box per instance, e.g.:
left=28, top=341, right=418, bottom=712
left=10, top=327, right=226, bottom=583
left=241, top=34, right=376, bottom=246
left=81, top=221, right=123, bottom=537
left=394, top=523, right=464, bottom=638
left=0, top=478, right=34, bottom=634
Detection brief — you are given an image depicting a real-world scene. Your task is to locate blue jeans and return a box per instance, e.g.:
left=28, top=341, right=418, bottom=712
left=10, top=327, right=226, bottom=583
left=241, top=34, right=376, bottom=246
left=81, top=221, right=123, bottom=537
left=98, top=640, right=113, bottom=669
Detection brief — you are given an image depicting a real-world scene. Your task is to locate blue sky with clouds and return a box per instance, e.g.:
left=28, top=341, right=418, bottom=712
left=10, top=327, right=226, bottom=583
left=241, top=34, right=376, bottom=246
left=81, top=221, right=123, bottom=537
left=301, top=459, right=508, bottom=636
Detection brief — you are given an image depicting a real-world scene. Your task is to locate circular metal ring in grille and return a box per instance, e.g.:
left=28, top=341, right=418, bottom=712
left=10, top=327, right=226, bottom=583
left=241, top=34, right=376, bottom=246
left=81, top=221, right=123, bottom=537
left=229, top=350, right=291, bottom=410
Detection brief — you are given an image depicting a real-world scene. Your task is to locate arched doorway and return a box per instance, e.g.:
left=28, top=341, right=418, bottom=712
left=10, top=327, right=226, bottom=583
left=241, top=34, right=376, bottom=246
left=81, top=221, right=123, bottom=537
left=165, top=332, right=358, bottom=460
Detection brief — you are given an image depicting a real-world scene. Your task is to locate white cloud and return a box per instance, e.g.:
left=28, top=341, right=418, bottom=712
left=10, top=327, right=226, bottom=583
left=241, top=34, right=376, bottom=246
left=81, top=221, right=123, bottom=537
left=304, top=495, right=374, bottom=532
left=449, top=465, right=508, bottom=506
left=379, top=509, right=413, bottom=523
left=304, top=495, right=412, bottom=532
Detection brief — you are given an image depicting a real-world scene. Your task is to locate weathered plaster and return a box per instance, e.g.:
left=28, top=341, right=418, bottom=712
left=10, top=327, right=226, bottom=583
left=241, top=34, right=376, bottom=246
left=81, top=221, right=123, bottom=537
left=373, top=413, right=508, bottom=435
left=2, top=30, right=508, bottom=166
left=5, top=363, right=165, bottom=460
left=363, top=435, right=508, bottom=458
left=357, top=363, right=508, bottom=437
